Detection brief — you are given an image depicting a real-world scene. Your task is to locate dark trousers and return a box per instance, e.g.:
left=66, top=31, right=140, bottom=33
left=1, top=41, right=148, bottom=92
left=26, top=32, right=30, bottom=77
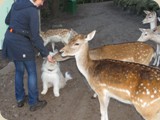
left=14, top=60, right=39, bottom=105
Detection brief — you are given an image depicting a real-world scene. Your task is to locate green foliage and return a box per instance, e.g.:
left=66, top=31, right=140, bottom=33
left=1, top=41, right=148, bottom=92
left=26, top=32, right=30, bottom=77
left=113, top=0, right=160, bottom=15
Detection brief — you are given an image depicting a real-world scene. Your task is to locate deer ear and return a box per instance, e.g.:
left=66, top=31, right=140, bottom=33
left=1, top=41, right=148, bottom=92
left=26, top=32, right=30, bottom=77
left=144, top=10, right=150, bottom=14
left=139, top=28, right=145, bottom=32
left=85, top=30, right=96, bottom=41
left=70, top=28, right=77, bottom=35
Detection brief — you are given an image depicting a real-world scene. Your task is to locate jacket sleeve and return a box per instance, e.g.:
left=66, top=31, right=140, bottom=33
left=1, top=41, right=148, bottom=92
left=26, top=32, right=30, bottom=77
left=29, top=8, right=49, bottom=57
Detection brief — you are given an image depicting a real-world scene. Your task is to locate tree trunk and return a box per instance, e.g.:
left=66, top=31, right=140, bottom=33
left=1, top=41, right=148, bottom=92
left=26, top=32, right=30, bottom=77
left=51, top=0, right=59, bottom=17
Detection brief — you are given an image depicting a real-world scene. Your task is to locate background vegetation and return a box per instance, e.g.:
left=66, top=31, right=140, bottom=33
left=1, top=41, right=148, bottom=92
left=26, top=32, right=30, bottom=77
left=113, top=0, right=159, bottom=15
left=41, top=0, right=160, bottom=19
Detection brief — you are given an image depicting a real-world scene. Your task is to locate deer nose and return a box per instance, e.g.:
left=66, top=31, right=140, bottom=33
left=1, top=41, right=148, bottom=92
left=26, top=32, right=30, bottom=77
left=59, top=49, right=64, bottom=54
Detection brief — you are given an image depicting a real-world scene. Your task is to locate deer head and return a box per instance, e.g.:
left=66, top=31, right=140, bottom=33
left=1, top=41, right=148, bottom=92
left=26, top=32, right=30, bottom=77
left=60, top=30, right=96, bottom=57
left=143, top=10, right=157, bottom=24
left=137, top=28, right=154, bottom=42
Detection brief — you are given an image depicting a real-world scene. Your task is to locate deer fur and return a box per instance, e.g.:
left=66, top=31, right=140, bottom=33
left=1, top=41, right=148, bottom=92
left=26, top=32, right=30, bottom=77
left=39, top=28, right=77, bottom=52
left=60, top=30, right=160, bottom=120
left=138, top=28, right=160, bottom=66
left=53, top=42, right=154, bottom=66
left=142, top=10, right=160, bottom=66
left=56, top=40, right=155, bottom=98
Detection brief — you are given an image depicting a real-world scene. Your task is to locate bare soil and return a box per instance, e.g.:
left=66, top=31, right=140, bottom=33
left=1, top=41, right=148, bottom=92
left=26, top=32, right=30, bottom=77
left=0, top=1, right=153, bottom=120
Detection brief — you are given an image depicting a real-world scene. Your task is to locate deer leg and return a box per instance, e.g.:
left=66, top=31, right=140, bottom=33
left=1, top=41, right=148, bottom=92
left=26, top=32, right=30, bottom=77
left=98, top=94, right=110, bottom=120
left=43, top=39, right=49, bottom=46
left=153, top=44, right=159, bottom=66
left=155, top=44, right=160, bottom=66
left=51, top=43, right=55, bottom=51
left=156, top=44, right=160, bottom=66
left=156, top=54, right=160, bottom=67
left=153, top=56, right=157, bottom=66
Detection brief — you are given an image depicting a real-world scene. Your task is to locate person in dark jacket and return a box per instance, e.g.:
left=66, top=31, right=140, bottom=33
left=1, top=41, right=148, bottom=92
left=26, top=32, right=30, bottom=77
left=2, top=0, right=54, bottom=111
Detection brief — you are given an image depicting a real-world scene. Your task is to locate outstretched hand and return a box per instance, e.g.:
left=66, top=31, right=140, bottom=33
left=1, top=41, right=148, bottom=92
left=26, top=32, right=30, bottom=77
left=47, top=55, right=55, bottom=63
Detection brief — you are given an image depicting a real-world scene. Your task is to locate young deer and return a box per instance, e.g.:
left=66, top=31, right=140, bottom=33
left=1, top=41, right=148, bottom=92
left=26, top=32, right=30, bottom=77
left=37, top=28, right=77, bottom=56
left=138, top=28, right=160, bottom=66
left=42, top=28, right=77, bottom=50
left=60, top=30, right=160, bottom=120
left=142, top=10, right=160, bottom=66
left=143, top=10, right=158, bottom=30
left=53, top=42, right=154, bottom=66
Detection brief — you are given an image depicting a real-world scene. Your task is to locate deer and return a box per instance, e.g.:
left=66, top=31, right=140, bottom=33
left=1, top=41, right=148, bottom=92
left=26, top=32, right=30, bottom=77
left=41, top=28, right=77, bottom=50
left=56, top=40, right=155, bottom=98
left=143, top=10, right=159, bottom=31
left=37, top=28, right=77, bottom=56
left=142, top=10, right=160, bottom=66
left=60, top=30, right=160, bottom=120
left=53, top=42, right=154, bottom=66
left=137, top=28, right=160, bottom=66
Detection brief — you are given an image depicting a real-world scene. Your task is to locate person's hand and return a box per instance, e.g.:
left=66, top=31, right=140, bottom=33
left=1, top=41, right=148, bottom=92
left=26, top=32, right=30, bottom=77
left=47, top=55, right=55, bottom=63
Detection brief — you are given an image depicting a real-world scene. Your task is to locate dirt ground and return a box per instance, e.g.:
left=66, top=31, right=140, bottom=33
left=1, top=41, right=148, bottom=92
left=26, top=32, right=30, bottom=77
left=1, top=1, right=154, bottom=120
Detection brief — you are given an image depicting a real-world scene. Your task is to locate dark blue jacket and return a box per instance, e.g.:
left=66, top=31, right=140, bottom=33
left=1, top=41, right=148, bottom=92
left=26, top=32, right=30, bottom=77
left=2, top=0, right=49, bottom=60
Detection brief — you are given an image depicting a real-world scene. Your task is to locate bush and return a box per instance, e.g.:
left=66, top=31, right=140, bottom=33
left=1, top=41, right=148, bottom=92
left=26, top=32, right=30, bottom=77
left=113, top=0, right=159, bottom=15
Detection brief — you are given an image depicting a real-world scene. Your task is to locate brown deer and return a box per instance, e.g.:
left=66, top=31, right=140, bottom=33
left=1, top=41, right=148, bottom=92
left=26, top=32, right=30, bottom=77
left=53, top=42, right=154, bottom=66
left=60, top=30, right=160, bottom=120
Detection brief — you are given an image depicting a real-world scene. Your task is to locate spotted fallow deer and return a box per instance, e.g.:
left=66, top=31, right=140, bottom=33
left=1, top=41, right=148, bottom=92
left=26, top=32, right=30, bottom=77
left=37, top=28, right=77, bottom=56
left=53, top=42, right=154, bottom=66
left=60, top=30, right=160, bottom=120
left=41, top=28, right=77, bottom=50
left=142, top=10, right=160, bottom=66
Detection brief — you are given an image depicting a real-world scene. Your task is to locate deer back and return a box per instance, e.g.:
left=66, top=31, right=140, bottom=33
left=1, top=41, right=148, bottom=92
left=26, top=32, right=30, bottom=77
left=87, top=58, right=160, bottom=106
left=89, top=42, right=154, bottom=65
left=54, top=42, right=154, bottom=65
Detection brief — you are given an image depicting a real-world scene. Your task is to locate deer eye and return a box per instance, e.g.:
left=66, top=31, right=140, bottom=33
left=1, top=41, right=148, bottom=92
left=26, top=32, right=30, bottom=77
left=74, top=43, right=79, bottom=46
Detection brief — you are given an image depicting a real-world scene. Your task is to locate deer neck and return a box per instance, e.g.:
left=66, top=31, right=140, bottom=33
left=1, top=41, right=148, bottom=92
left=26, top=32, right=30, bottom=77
left=152, top=33, right=160, bottom=44
left=150, top=19, right=157, bottom=30
left=75, top=43, right=92, bottom=79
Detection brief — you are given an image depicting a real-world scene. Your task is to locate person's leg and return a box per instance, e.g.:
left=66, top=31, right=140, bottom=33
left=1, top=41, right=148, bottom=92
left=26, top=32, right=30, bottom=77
left=14, top=61, right=25, bottom=101
left=24, top=60, right=47, bottom=111
left=24, top=60, right=38, bottom=105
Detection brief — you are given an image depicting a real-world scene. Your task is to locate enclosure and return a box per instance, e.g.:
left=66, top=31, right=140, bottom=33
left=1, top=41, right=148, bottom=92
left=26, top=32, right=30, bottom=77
left=0, top=1, right=159, bottom=120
